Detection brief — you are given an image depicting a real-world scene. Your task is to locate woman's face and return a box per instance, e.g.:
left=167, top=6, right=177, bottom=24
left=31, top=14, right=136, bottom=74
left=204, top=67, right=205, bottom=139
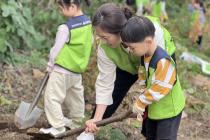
left=95, top=26, right=121, bottom=48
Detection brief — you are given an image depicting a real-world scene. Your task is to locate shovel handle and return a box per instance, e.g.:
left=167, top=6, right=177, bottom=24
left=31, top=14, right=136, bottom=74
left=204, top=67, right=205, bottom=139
left=25, top=72, right=49, bottom=118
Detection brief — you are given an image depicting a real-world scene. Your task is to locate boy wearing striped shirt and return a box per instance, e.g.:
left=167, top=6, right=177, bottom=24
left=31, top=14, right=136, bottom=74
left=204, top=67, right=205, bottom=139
left=120, top=16, right=185, bottom=140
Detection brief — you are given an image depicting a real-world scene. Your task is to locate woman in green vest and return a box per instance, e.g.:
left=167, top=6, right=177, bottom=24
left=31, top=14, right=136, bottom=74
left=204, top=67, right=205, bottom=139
left=84, top=3, right=178, bottom=137
left=40, top=0, right=93, bottom=137
left=120, top=16, right=185, bottom=140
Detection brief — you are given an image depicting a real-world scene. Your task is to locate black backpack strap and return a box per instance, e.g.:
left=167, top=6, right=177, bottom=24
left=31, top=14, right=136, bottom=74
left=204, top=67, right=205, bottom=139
left=148, top=46, right=177, bottom=86
left=149, top=47, right=170, bottom=70
left=140, top=56, right=144, bottom=67
left=171, top=53, right=176, bottom=64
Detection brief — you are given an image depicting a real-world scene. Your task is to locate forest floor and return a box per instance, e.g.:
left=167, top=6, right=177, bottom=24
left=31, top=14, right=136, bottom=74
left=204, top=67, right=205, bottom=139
left=0, top=63, right=210, bottom=140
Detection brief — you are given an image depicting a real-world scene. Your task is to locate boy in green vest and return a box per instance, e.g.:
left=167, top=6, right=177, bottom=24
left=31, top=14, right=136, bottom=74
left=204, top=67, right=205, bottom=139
left=39, top=0, right=93, bottom=137
left=120, top=16, right=185, bottom=140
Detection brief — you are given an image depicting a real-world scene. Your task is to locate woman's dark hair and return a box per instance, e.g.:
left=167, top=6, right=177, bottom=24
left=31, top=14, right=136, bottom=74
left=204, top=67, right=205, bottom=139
left=120, top=16, right=155, bottom=43
left=58, top=0, right=91, bottom=7
left=92, top=3, right=133, bottom=34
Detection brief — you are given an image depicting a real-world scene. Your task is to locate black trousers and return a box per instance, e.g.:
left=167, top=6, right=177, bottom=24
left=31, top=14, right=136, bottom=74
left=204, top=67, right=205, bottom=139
left=91, top=68, right=138, bottom=119
left=196, top=35, right=203, bottom=46
left=142, top=112, right=182, bottom=140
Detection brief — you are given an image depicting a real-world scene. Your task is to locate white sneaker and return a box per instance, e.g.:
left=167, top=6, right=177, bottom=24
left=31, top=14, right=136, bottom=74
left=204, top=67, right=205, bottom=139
left=63, top=117, right=81, bottom=129
left=63, top=117, right=73, bottom=128
left=39, top=126, right=66, bottom=138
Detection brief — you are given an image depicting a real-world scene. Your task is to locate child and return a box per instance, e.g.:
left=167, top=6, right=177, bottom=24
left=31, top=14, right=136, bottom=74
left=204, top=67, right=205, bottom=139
left=120, top=16, right=185, bottom=140
left=40, top=0, right=92, bottom=137
left=188, top=0, right=206, bottom=49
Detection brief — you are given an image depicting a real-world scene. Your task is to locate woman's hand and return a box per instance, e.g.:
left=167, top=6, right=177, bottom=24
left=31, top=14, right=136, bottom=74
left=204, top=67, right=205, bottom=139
left=85, top=104, right=107, bottom=133
left=85, top=118, right=102, bottom=133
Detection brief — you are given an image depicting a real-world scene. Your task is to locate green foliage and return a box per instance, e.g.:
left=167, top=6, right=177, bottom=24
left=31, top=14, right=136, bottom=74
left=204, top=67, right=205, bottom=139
left=0, top=0, right=44, bottom=51
left=0, top=96, right=12, bottom=106
left=11, top=50, right=46, bottom=69
left=187, top=63, right=202, bottom=74
left=166, top=3, right=192, bottom=47
left=0, top=0, right=64, bottom=64
left=176, top=60, right=191, bottom=89
left=204, top=104, right=210, bottom=115
left=0, top=0, right=127, bottom=65
left=96, top=126, right=112, bottom=140
left=203, top=47, right=210, bottom=56
left=130, top=120, right=141, bottom=128
left=166, top=0, right=188, bottom=18
left=109, top=128, right=127, bottom=140
left=189, top=103, right=205, bottom=113
left=96, top=126, right=127, bottom=140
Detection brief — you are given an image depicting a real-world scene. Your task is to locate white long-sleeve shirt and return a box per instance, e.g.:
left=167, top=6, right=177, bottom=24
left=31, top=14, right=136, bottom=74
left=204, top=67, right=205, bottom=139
left=47, top=24, right=73, bottom=74
left=95, top=23, right=165, bottom=105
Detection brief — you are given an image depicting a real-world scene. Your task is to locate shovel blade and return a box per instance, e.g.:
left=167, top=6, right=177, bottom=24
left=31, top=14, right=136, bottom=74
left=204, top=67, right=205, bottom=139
left=14, top=101, right=43, bottom=129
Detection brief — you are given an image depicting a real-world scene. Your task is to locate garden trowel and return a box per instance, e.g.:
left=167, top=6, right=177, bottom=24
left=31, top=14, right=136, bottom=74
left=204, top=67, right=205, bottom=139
left=14, top=72, right=49, bottom=129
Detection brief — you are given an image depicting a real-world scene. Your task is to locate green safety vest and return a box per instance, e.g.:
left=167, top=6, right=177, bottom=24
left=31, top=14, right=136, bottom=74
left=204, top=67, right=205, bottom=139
left=144, top=47, right=185, bottom=119
left=136, top=0, right=149, bottom=7
left=100, top=43, right=139, bottom=75
left=151, top=1, right=162, bottom=18
left=55, top=15, right=93, bottom=73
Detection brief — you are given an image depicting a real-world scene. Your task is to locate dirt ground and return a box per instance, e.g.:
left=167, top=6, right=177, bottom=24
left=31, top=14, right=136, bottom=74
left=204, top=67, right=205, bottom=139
left=1, top=65, right=210, bottom=140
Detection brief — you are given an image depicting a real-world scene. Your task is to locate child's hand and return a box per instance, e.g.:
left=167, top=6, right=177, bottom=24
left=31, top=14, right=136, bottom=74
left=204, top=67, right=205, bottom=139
left=46, top=61, right=54, bottom=73
left=132, top=100, right=145, bottom=120
left=85, top=118, right=101, bottom=133
left=46, top=66, right=53, bottom=73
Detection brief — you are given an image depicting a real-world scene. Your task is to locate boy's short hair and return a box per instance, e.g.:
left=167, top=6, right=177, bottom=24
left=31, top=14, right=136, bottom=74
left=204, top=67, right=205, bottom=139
left=120, top=16, right=155, bottom=43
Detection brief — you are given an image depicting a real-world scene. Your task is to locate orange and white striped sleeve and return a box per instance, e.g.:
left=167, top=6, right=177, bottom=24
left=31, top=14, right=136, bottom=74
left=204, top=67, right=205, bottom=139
left=135, top=58, right=176, bottom=110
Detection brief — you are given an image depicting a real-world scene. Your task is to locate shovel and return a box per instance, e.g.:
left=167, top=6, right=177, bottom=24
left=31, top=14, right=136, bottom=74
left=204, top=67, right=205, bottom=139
left=14, top=72, right=49, bottom=129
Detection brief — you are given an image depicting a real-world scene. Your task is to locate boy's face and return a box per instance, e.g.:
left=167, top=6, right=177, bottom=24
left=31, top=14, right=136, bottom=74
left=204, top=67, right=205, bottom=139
left=123, top=37, right=152, bottom=56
